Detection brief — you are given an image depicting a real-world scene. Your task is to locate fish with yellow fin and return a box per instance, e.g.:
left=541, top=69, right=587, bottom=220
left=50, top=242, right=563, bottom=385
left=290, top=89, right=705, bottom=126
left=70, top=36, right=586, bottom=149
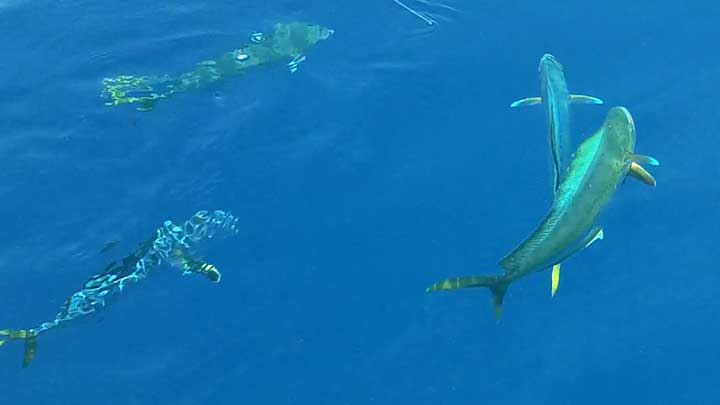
left=427, top=107, right=659, bottom=318
left=511, top=54, right=606, bottom=296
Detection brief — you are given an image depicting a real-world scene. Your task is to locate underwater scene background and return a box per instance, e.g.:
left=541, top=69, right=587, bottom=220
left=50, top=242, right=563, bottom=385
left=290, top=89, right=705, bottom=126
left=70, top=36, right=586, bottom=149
left=0, top=0, right=718, bottom=403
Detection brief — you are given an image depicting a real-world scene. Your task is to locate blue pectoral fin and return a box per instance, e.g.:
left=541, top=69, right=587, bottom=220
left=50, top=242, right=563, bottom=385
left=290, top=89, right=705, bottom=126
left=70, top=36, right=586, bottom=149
left=549, top=227, right=604, bottom=297
left=510, top=97, right=542, bottom=107
left=569, top=94, right=604, bottom=104
left=629, top=154, right=660, bottom=166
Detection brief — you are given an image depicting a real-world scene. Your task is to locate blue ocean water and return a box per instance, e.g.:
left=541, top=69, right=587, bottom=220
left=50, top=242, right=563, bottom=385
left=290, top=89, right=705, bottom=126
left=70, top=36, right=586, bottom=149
left=1, top=0, right=718, bottom=403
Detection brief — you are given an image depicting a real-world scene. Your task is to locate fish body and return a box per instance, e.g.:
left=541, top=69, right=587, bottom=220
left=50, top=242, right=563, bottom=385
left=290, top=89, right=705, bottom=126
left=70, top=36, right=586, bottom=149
left=427, top=107, right=658, bottom=317
left=500, top=107, right=635, bottom=276
left=101, top=22, right=333, bottom=111
left=511, top=54, right=604, bottom=295
left=511, top=54, right=603, bottom=190
left=1, top=210, right=239, bottom=367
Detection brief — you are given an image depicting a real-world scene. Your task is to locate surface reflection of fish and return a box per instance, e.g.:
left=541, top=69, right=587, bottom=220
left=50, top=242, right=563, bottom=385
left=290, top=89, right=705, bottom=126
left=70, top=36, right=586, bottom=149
left=511, top=54, right=605, bottom=295
left=101, top=22, right=333, bottom=111
left=427, top=107, right=659, bottom=318
left=1, top=210, right=238, bottom=367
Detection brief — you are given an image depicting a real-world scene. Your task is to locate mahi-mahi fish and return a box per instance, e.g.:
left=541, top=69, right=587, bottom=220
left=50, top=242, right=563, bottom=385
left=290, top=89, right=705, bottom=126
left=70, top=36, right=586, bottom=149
left=426, top=107, right=659, bottom=318
left=511, top=54, right=606, bottom=296
left=511, top=54, right=604, bottom=190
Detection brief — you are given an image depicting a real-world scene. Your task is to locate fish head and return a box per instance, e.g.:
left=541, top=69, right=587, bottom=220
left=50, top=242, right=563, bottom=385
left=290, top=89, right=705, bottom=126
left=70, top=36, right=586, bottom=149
left=539, top=53, right=563, bottom=74
left=601, top=106, right=637, bottom=173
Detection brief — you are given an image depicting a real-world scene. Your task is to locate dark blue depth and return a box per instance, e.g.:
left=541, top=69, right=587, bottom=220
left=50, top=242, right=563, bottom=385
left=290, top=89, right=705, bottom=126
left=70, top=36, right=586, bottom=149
left=0, top=1, right=718, bottom=404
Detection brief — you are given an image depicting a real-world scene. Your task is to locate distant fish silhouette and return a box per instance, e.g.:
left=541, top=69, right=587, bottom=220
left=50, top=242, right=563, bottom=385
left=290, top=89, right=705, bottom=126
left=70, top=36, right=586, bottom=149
left=99, top=240, right=120, bottom=254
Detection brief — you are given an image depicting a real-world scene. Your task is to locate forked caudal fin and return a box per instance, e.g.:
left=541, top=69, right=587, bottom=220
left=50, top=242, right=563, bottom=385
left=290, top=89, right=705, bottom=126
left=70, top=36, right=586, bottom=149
left=427, top=275, right=509, bottom=319
left=0, top=329, right=38, bottom=367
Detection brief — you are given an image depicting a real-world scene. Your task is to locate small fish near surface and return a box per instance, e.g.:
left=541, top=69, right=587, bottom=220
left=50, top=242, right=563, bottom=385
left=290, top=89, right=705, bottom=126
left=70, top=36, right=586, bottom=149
left=426, top=107, right=659, bottom=319
left=511, top=54, right=605, bottom=296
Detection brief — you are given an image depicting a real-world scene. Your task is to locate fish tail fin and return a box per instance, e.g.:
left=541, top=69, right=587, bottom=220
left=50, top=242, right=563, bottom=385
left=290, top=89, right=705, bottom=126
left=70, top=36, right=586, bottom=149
left=569, top=94, right=604, bottom=104
left=426, top=275, right=510, bottom=319
left=0, top=329, right=38, bottom=367
left=510, top=97, right=542, bottom=108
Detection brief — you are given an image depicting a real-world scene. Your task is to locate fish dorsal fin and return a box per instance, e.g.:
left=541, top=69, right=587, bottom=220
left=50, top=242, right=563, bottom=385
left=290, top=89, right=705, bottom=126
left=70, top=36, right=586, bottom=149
left=569, top=94, right=604, bottom=105
left=629, top=154, right=660, bottom=166
left=510, top=97, right=542, bottom=108
left=627, top=162, right=656, bottom=187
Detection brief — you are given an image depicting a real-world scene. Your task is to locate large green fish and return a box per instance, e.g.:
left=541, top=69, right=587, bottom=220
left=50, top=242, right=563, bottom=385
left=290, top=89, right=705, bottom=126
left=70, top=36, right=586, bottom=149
left=427, top=107, right=659, bottom=318
left=101, top=22, right=333, bottom=111
left=511, top=54, right=605, bottom=296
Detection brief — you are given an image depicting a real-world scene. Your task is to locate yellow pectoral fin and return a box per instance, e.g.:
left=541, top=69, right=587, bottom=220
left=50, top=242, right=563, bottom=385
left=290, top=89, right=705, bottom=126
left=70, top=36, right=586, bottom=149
left=551, top=264, right=561, bottom=297
left=628, top=162, right=656, bottom=187
left=0, top=340, right=6, bottom=347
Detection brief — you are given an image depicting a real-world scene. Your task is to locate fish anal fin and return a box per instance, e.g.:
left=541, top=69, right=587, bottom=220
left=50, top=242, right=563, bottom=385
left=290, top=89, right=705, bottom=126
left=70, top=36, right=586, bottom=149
left=629, top=154, right=660, bottom=166
left=569, top=94, right=604, bottom=105
left=628, top=162, right=656, bottom=187
left=510, top=97, right=542, bottom=108
left=548, top=227, right=604, bottom=297
left=551, top=264, right=561, bottom=297
left=585, top=228, right=604, bottom=247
